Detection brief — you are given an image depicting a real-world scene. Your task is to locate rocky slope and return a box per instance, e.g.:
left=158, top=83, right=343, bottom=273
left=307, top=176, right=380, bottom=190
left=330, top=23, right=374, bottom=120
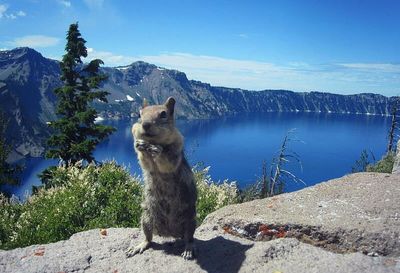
left=0, top=48, right=60, bottom=160
left=0, top=47, right=397, bottom=160
left=393, top=141, right=400, bottom=174
left=102, top=62, right=395, bottom=119
left=1, top=172, right=399, bottom=273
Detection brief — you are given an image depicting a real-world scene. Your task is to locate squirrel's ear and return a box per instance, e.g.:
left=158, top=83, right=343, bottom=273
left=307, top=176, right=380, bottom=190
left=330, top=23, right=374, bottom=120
left=164, top=97, right=176, bottom=115
left=142, top=98, right=149, bottom=108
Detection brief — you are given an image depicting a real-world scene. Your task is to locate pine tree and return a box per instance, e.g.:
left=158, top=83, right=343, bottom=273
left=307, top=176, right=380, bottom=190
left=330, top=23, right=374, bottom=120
left=46, top=23, right=115, bottom=165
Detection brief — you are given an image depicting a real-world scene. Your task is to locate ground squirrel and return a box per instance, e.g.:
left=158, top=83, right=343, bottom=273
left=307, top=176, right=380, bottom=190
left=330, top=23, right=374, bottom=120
left=126, top=97, right=197, bottom=260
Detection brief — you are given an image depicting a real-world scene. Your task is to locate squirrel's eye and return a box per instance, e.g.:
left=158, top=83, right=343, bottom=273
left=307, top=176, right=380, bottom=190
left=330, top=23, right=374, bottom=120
left=159, top=111, right=167, bottom=119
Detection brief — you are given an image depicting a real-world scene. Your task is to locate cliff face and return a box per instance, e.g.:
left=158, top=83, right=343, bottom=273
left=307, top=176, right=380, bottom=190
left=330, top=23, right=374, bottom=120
left=101, top=64, right=395, bottom=119
left=0, top=48, right=60, bottom=160
left=0, top=47, right=397, bottom=159
left=1, top=172, right=399, bottom=272
left=209, top=88, right=392, bottom=116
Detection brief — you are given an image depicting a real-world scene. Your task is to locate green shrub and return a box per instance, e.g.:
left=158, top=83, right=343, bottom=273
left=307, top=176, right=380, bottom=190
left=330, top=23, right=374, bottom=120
left=0, top=162, right=239, bottom=250
left=0, top=194, right=22, bottom=247
left=0, top=162, right=142, bottom=250
left=194, top=166, right=239, bottom=224
left=367, top=152, right=395, bottom=173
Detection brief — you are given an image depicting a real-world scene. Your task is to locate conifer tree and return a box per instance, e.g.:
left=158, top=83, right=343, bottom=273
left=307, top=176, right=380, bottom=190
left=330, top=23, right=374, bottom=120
left=46, top=23, right=115, bottom=165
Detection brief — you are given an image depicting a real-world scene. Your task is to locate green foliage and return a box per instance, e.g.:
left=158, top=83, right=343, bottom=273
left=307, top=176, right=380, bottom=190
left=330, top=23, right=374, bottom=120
left=0, top=161, right=241, bottom=249
left=194, top=166, right=239, bottom=224
left=0, top=112, right=22, bottom=187
left=0, top=162, right=142, bottom=250
left=37, top=166, right=66, bottom=190
left=366, top=152, right=395, bottom=173
left=46, top=22, right=115, bottom=166
left=352, top=150, right=394, bottom=174
left=0, top=195, right=22, bottom=246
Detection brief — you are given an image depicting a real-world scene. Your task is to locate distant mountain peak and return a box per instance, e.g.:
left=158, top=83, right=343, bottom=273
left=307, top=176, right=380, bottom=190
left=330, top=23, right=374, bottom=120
left=1, top=47, right=43, bottom=59
left=114, top=61, right=158, bottom=73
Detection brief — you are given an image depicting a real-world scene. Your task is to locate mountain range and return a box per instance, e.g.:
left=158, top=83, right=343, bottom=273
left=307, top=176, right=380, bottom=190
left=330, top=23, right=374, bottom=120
left=0, top=47, right=397, bottom=161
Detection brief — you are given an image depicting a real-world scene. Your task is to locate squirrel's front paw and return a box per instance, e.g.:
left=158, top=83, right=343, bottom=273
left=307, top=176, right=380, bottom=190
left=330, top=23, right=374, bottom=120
left=135, top=140, right=162, bottom=157
left=147, top=144, right=163, bottom=157
left=135, top=139, right=149, bottom=152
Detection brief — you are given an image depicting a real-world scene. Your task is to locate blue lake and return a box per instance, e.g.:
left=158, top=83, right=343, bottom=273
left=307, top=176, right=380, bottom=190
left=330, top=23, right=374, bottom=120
left=5, top=112, right=390, bottom=199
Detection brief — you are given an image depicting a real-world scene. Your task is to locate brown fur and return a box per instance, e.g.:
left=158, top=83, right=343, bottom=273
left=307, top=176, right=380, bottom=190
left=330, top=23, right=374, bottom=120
left=126, top=97, right=197, bottom=260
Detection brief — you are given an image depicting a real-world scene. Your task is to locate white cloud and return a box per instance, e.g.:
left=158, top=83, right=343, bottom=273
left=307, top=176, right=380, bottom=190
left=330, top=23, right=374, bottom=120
left=9, top=35, right=60, bottom=48
left=0, top=4, right=26, bottom=19
left=17, top=10, right=26, bottom=16
left=58, top=0, right=71, bottom=8
left=139, top=53, right=298, bottom=90
left=84, top=0, right=104, bottom=9
left=0, top=4, right=8, bottom=18
left=338, top=63, right=400, bottom=73
left=84, top=48, right=400, bottom=96
left=86, top=48, right=136, bottom=66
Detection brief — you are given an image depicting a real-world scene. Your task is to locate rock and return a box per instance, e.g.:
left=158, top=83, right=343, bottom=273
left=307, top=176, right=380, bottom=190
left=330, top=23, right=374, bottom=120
left=1, top=173, right=399, bottom=272
left=204, top=172, right=400, bottom=257
left=15, top=143, right=45, bottom=158
left=392, top=140, right=400, bottom=174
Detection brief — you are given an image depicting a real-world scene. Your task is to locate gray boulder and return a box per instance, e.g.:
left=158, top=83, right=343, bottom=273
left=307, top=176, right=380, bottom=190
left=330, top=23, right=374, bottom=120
left=1, top=172, right=399, bottom=272
left=392, top=140, right=400, bottom=174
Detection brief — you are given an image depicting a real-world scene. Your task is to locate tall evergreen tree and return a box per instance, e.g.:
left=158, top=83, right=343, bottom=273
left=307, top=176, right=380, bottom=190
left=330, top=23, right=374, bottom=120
left=46, top=23, right=115, bottom=165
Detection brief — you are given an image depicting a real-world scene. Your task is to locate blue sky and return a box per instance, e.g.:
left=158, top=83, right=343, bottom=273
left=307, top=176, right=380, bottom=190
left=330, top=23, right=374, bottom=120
left=0, top=0, right=399, bottom=96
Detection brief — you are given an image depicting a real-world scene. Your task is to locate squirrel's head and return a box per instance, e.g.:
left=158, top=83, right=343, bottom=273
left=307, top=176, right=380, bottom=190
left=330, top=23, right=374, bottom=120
left=134, top=97, right=177, bottom=143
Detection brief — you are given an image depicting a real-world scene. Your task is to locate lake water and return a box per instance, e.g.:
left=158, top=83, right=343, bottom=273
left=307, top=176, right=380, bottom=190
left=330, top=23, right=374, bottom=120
left=4, top=112, right=390, bottom=199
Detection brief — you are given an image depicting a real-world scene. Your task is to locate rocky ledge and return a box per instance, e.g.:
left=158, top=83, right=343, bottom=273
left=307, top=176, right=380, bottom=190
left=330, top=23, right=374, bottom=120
left=1, top=172, right=399, bottom=273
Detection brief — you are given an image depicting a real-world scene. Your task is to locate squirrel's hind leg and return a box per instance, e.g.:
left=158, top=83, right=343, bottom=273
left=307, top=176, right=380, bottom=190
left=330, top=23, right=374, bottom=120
left=181, top=218, right=196, bottom=260
left=126, top=213, right=153, bottom=257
